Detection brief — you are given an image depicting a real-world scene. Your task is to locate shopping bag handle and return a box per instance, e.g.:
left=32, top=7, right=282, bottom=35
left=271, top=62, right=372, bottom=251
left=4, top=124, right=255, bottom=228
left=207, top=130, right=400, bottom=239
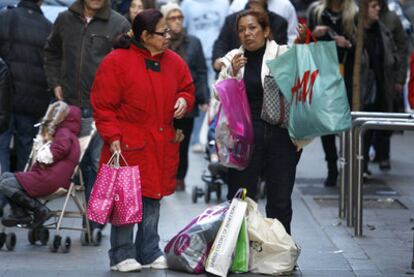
left=305, top=26, right=317, bottom=44
left=106, top=152, right=121, bottom=168
left=234, top=188, right=247, bottom=200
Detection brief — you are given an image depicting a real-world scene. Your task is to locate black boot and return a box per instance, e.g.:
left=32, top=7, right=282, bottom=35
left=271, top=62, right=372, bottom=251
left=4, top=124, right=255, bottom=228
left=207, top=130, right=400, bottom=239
left=1, top=203, right=32, bottom=227
left=324, top=161, right=338, bottom=187
left=10, top=191, right=50, bottom=228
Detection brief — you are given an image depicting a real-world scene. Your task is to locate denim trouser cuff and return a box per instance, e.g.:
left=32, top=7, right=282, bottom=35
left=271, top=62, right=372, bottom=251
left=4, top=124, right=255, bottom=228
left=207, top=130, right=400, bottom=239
left=108, top=244, right=136, bottom=266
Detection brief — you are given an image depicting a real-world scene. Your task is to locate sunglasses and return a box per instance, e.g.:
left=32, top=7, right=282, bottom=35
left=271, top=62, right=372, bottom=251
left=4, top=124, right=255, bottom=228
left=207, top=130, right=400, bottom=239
left=152, top=28, right=171, bottom=37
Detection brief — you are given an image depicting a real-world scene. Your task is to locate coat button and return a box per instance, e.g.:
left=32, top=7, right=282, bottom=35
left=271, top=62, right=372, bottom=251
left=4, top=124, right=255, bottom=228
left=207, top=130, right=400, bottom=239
left=159, top=128, right=163, bottom=131
left=126, top=144, right=129, bottom=148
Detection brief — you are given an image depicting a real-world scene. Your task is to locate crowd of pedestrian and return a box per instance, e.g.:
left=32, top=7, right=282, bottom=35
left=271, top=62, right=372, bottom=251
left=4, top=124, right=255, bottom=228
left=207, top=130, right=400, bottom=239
left=0, top=0, right=413, bottom=272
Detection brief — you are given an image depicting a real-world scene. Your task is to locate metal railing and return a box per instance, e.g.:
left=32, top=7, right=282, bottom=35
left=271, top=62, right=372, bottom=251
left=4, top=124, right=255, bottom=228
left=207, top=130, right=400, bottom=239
left=338, top=112, right=414, bottom=233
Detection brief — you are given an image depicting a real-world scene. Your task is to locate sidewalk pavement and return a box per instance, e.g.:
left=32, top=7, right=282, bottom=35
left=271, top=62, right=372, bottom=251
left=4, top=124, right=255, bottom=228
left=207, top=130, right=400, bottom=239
left=0, top=132, right=413, bottom=277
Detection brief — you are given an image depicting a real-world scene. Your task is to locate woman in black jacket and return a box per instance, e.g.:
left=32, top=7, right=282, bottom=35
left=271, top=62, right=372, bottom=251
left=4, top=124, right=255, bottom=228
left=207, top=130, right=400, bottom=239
left=307, top=0, right=357, bottom=187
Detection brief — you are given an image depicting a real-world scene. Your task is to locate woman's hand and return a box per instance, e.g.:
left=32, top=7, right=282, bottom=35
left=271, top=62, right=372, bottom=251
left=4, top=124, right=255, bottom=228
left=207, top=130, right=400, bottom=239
left=334, top=35, right=352, bottom=48
left=110, top=140, right=121, bottom=154
left=312, top=25, right=329, bottom=38
left=294, top=24, right=308, bottom=44
left=231, top=53, right=247, bottom=76
left=174, top=97, right=188, bottom=119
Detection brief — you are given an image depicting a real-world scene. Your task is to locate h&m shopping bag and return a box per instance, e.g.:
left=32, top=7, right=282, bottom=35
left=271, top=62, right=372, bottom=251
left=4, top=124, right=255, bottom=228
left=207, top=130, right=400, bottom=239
left=246, top=198, right=300, bottom=275
left=109, top=153, right=143, bottom=226
left=87, top=153, right=118, bottom=225
left=214, top=78, right=254, bottom=170
left=205, top=189, right=248, bottom=277
left=164, top=202, right=230, bottom=273
left=267, top=39, right=351, bottom=140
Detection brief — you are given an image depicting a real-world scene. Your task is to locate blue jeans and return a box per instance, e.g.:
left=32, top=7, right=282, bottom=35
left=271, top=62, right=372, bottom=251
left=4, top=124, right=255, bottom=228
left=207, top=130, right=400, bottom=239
left=79, top=114, right=103, bottom=229
left=227, top=119, right=301, bottom=234
left=0, top=114, right=39, bottom=209
left=109, top=197, right=162, bottom=266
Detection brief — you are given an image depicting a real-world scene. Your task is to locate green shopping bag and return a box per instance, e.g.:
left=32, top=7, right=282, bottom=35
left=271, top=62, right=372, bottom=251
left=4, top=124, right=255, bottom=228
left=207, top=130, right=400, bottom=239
left=267, top=40, right=351, bottom=140
left=230, top=218, right=249, bottom=273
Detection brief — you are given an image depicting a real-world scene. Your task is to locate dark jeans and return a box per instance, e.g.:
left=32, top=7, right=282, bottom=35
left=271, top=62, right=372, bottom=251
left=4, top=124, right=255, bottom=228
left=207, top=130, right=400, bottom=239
left=109, top=197, right=162, bottom=266
left=0, top=114, right=39, bottom=209
left=174, top=117, right=194, bottom=180
left=80, top=113, right=103, bottom=230
left=0, top=172, right=25, bottom=198
left=321, top=134, right=338, bottom=165
left=373, top=130, right=391, bottom=161
left=227, top=119, right=301, bottom=234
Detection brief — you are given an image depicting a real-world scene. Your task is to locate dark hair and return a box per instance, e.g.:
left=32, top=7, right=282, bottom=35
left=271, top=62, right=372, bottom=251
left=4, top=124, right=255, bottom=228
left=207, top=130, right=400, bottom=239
left=235, top=9, right=270, bottom=34
left=132, top=9, right=163, bottom=40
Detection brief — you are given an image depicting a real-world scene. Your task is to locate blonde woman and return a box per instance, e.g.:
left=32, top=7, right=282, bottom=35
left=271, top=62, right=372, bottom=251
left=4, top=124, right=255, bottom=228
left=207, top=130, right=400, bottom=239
left=307, top=0, right=357, bottom=187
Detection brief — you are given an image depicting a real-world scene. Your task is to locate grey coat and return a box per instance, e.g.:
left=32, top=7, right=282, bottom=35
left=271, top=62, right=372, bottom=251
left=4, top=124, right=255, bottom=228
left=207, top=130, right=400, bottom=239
left=44, top=0, right=130, bottom=109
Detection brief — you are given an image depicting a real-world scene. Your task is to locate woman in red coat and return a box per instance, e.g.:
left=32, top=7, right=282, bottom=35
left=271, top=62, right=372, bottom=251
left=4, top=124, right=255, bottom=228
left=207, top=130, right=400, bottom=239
left=90, top=9, right=195, bottom=273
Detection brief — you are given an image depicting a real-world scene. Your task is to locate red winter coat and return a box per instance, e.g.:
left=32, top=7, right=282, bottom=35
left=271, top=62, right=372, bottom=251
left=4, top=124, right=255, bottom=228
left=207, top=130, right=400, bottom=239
left=15, top=106, right=81, bottom=197
left=91, top=44, right=195, bottom=199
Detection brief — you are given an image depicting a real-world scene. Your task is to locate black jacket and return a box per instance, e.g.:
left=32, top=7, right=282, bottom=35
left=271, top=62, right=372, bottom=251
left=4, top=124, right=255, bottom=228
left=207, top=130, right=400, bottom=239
left=0, top=0, right=52, bottom=118
left=173, top=34, right=209, bottom=117
left=44, top=0, right=131, bottom=109
left=0, top=58, right=11, bottom=133
left=212, top=9, right=288, bottom=67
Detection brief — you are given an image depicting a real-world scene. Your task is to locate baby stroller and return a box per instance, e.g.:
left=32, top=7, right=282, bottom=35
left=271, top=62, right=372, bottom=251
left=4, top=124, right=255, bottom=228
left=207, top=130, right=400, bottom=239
left=192, top=114, right=229, bottom=204
left=0, top=103, right=102, bottom=253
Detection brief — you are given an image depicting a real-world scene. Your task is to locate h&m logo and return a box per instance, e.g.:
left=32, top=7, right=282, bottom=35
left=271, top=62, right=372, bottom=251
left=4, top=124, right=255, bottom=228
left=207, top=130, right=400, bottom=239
left=291, top=70, right=319, bottom=105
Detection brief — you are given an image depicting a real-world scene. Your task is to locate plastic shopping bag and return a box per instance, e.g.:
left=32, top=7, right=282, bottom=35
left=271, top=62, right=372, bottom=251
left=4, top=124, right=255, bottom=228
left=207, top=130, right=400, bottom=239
left=214, top=78, right=254, bottom=170
left=246, top=198, right=300, bottom=275
left=205, top=189, right=248, bottom=277
left=230, top=218, right=249, bottom=273
left=87, top=153, right=118, bottom=225
left=164, top=202, right=230, bottom=273
left=267, top=40, right=351, bottom=139
left=109, top=153, right=143, bottom=226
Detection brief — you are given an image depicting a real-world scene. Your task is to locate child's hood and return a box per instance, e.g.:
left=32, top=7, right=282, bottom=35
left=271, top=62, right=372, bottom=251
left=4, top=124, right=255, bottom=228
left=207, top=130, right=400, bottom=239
left=58, top=106, right=81, bottom=136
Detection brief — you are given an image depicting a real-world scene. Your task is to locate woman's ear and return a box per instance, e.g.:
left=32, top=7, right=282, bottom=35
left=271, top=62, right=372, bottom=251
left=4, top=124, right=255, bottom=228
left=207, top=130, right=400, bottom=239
left=264, top=26, right=271, bottom=39
left=141, top=30, right=150, bottom=42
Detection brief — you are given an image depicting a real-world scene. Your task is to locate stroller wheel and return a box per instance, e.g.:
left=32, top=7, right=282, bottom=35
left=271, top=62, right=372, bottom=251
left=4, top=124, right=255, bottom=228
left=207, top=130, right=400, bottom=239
left=28, top=229, right=36, bottom=245
left=192, top=186, right=198, bottom=203
left=91, top=228, right=102, bottom=246
left=38, top=227, right=49, bottom=245
left=5, top=232, right=16, bottom=251
left=80, top=231, right=90, bottom=246
left=60, top=236, right=71, bottom=253
left=49, top=235, right=61, bottom=253
left=0, top=232, right=6, bottom=249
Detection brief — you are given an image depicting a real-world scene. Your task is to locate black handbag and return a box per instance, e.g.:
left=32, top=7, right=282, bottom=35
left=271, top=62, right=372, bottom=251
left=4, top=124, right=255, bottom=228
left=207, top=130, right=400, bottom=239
left=261, top=74, right=290, bottom=128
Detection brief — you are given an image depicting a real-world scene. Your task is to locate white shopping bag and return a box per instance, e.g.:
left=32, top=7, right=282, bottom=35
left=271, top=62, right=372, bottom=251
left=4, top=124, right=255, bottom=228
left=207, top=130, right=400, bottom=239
left=246, top=198, right=300, bottom=275
left=205, top=189, right=248, bottom=277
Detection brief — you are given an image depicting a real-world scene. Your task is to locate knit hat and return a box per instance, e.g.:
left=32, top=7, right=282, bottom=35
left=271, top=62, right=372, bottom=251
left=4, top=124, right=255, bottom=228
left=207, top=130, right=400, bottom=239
left=160, top=2, right=182, bottom=18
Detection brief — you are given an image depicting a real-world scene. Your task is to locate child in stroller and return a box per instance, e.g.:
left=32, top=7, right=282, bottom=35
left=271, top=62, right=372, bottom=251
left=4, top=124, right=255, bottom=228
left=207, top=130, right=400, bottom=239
left=0, top=101, right=81, bottom=229
left=192, top=101, right=228, bottom=203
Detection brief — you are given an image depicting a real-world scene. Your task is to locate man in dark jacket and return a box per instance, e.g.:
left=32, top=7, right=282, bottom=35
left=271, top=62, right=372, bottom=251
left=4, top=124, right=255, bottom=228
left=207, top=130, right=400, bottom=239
left=212, top=0, right=288, bottom=72
left=0, top=0, right=52, bottom=173
left=0, top=58, right=11, bottom=217
left=43, top=0, right=130, bottom=230
left=0, top=0, right=52, bottom=215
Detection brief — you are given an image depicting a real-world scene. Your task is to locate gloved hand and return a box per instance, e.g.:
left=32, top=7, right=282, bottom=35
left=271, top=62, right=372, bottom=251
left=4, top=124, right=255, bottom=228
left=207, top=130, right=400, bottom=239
left=36, top=141, right=53, bottom=164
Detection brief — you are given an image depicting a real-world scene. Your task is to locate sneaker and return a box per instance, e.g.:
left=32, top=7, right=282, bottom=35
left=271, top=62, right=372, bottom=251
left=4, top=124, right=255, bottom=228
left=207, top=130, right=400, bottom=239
left=142, top=255, right=168, bottom=270
left=363, top=170, right=372, bottom=179
left=191, top=143, right=205, bottom=154
left=110, top=259, right=142, bottom=272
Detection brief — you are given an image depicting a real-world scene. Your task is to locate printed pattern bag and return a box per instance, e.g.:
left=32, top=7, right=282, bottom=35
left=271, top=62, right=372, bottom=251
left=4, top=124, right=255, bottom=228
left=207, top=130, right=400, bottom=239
left=87, top=154, right=118, bottom=225
left=261, top=75, right=290, bottom=128
left=109, top=154, right=143, bottom=226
